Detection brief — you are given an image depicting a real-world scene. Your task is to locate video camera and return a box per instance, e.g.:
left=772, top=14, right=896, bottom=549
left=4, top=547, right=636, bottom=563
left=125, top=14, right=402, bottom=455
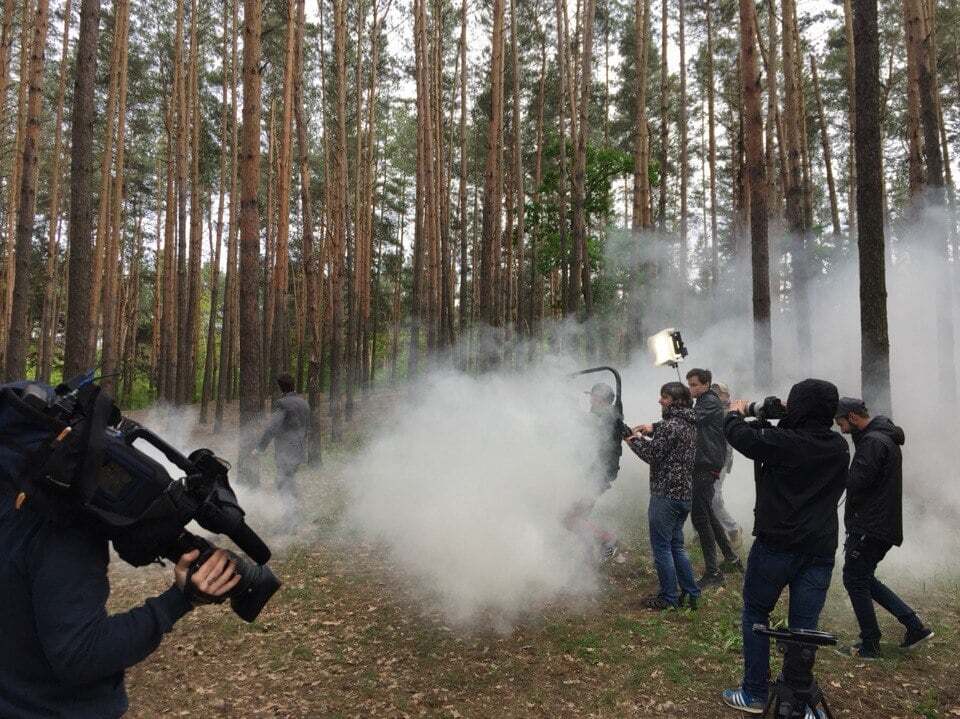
left=745, top=396, right=787, bottom=421
left=0, top=375, right=280, bottom=622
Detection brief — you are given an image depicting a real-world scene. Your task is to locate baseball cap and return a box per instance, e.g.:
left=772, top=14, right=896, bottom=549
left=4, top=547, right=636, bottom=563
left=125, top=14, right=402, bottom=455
left=835, top=396, right=867, bottom=418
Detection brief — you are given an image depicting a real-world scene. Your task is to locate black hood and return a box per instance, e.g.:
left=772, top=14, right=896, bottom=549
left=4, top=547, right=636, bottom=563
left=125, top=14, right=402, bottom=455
left=779, top=378, right=839, bottom=430
left=853, top=415, right=905, bottom=446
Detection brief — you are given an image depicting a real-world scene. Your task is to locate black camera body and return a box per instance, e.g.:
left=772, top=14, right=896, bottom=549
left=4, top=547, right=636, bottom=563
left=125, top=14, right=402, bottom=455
left=746, top=396, right=788, bottom=421
left=0, top=377, right=280, bottom=622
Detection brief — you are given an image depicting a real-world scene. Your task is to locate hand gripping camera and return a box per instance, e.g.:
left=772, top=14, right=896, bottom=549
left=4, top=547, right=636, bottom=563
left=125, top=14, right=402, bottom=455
left=0, top=375, right=280, bottom=622
left=746, top=396, right=788, bottom=421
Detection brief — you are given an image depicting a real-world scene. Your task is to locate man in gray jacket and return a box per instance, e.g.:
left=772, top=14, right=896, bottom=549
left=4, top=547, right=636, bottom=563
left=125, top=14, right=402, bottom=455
left=255, top=374, right=312, bottom=528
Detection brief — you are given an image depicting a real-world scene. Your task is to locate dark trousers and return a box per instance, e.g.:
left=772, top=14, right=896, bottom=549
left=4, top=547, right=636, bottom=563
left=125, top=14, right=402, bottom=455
left=741, top=540, right=834, bottom=701
left=842, top=533, right=922, bottom=646
left=690, top=469, right=737, bottom=574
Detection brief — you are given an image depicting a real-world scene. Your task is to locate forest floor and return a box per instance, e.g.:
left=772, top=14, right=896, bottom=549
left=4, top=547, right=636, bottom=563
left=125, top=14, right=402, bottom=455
left=110, top=400, right=960, bottom=719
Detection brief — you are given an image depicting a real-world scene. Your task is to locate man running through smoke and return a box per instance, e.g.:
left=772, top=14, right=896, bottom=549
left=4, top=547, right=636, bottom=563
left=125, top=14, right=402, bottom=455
left=563, top=382, right=623, bottom=562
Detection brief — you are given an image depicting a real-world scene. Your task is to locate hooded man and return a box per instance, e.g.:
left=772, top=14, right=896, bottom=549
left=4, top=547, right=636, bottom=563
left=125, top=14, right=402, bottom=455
left=720, top=379, right=850, bottom=716
left=834, top=397, right=933, bottom=659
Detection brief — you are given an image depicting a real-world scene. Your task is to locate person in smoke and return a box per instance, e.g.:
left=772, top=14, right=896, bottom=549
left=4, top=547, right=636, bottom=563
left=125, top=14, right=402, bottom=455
left=711, top=382, right=743, bottom=548
left=625, top=382, right=701, bottom=610
left=563, top=382, right=624, bottom=562
left=833, top=397, right=934, bottom=659
left=720, top=379, right=849, bottom=716
left=253, top=373, right=312, bottom=529
left=685, top=368, right=742, bottom=587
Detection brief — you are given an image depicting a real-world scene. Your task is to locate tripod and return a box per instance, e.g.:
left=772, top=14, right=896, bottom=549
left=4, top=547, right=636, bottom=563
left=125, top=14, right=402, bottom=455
left=753, top=625, right=837, bottom=719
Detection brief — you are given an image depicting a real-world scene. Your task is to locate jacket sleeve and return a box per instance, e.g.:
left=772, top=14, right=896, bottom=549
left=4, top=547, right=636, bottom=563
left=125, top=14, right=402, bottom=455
left=626, top=421, right=675, bottom=466
left=847, top=434, right=886, bottom=492
left=29, top=524, right=194, bottom=686
left=257, top=407, right=285, bottom=452
left=723, top=412, right=786, bottom=464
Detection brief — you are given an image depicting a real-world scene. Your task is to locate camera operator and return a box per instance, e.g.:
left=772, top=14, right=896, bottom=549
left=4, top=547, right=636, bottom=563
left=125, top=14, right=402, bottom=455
left=686, top=369, right=743, bottom=587
left=834, top=397, right=933, bottom=660
left=720, top=379, right=849, bottom=716
left=625, top=382, right=701, bottom=610
left=564, top=383, right=623, bottom=562
left=0, top=489, right=240, bottom=718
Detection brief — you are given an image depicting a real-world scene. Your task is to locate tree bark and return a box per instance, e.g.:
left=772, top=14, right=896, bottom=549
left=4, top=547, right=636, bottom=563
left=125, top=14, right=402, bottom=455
left=740, top=0, right=771, bottom=387
left=853, top=0, right=891, bottom=412
left=572, top=0, right=595, bottom=316
left=62, top=0, right=100, bottom=379
left=810, top=55, right=841, bottom=236
left=36, top=0, right=71, bottom=383
left=657, top=0, right=668, bottom=231
left=239, top=0, right=264, bottom=435
left=843, top=0, right=856, bottom=232
left=479, top=0, right=504, bottom=328
left=705, top=0, right=718, bottom=287
left=5, top=0, right=48, bottom=380
left=632, top=0, right=650, bottom=230
left=99, top=0, right=130, bottom=397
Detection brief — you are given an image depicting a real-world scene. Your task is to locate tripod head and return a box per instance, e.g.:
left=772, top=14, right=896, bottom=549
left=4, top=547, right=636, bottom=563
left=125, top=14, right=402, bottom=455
left=752, top=625, right=837, bottom=719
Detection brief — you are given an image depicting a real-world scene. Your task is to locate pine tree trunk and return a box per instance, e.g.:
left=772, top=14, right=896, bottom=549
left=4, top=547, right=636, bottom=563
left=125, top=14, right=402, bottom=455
left=99, top=0, right=130, bottom=397
left=657, top=0, right=668, bottom=231
left=853, top=0, right=890, bottom=412
left=705, top=0, right=718, bottom=288
left=329, top=0, right=348, bottom=437
left=740, top=0, right=771, bottom=387
left=530, top=20, right=546, bottom=333
left=632, top=0, right=650, bottom=230
left=63, top=0, right=100, bottom=378
left=810, top=55, right=841, bottom=236
left=2, top=0, right=33, bottom=370
left=215, top=0, right=239, bottom=431
left=457, top=0, right=468, bottom=341
left=160, top=99, right=178, bottom=402
left=572, top=0, right=594, bottom=317
left=902, top=0, right=924, bottom=209
left=907, top=0, right=955, bottom=405
left=183, top=0, right=203, bottom=404
left=5, top=0, right=48, bottom=380
left=239, top=0, right=264, bottom=435
left=843, top=0, right=856, bottom=232
left=295, top=0, right=319, bottom=453
left=677, top=0, right=687, bottom=293
left=479, top=0, right=504, bottom=327
left=36, top=0, right=71, bottom=383
left=553, top=0, right=571, bottom=314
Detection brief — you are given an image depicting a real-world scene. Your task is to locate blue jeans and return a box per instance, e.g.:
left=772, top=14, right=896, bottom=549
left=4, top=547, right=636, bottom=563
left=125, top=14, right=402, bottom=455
left=648, top=495, right=700, bottom=605
left=741, top=540, right=834, bottom=700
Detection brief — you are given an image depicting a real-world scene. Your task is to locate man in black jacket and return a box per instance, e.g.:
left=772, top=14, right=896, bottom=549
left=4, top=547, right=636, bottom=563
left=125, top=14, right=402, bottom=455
left=720, top=379, right=849, bottom=716
left=686, top=368, right=741, bottom=587
left=834, top=397, right=933, bottom=659
left=0, top=490, right=240, bottom=718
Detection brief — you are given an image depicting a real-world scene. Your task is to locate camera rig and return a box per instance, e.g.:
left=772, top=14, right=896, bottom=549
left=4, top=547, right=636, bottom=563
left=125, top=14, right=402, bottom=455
left=752, top=624, right=837, bottom=719
left=0, top=374, right=280, bottom=622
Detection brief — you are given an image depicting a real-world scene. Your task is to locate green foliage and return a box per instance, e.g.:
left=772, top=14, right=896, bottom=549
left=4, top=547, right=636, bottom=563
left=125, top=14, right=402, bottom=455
left=526, top=139, right=632, bottom=276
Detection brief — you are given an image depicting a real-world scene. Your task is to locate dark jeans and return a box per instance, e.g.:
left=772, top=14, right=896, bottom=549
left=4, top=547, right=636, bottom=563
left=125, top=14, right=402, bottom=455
left=842, top=533, right=922, bottom=645
left=648, top=494, right=700, bottom=605
left=741, top=540, right=834, bottom=701
left=690, top=469, right=737, bottom=574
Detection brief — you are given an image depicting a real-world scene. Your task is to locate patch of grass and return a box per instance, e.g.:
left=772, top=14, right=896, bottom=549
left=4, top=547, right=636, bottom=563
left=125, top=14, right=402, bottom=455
left=913, top=688, right=940, bottom=718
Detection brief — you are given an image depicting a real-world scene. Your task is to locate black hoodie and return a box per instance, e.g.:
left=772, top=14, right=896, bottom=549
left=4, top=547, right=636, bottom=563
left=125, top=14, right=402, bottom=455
left=846, top=415, right=905, bottom=546
left=724, top=379, right=850, bottom=558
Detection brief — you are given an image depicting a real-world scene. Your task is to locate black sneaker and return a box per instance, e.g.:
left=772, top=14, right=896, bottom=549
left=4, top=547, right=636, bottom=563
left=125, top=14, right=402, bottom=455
left=836, top=641, right=880, bottom=660
left=644, top=595, right=678, bottom=611
left=678, top=590, right=699, bottom=610
left=901, top=626, right=934, bottom=649
left=697, top=570, right=724, bottom=588
left=721, top=558, right=745, bottom=574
